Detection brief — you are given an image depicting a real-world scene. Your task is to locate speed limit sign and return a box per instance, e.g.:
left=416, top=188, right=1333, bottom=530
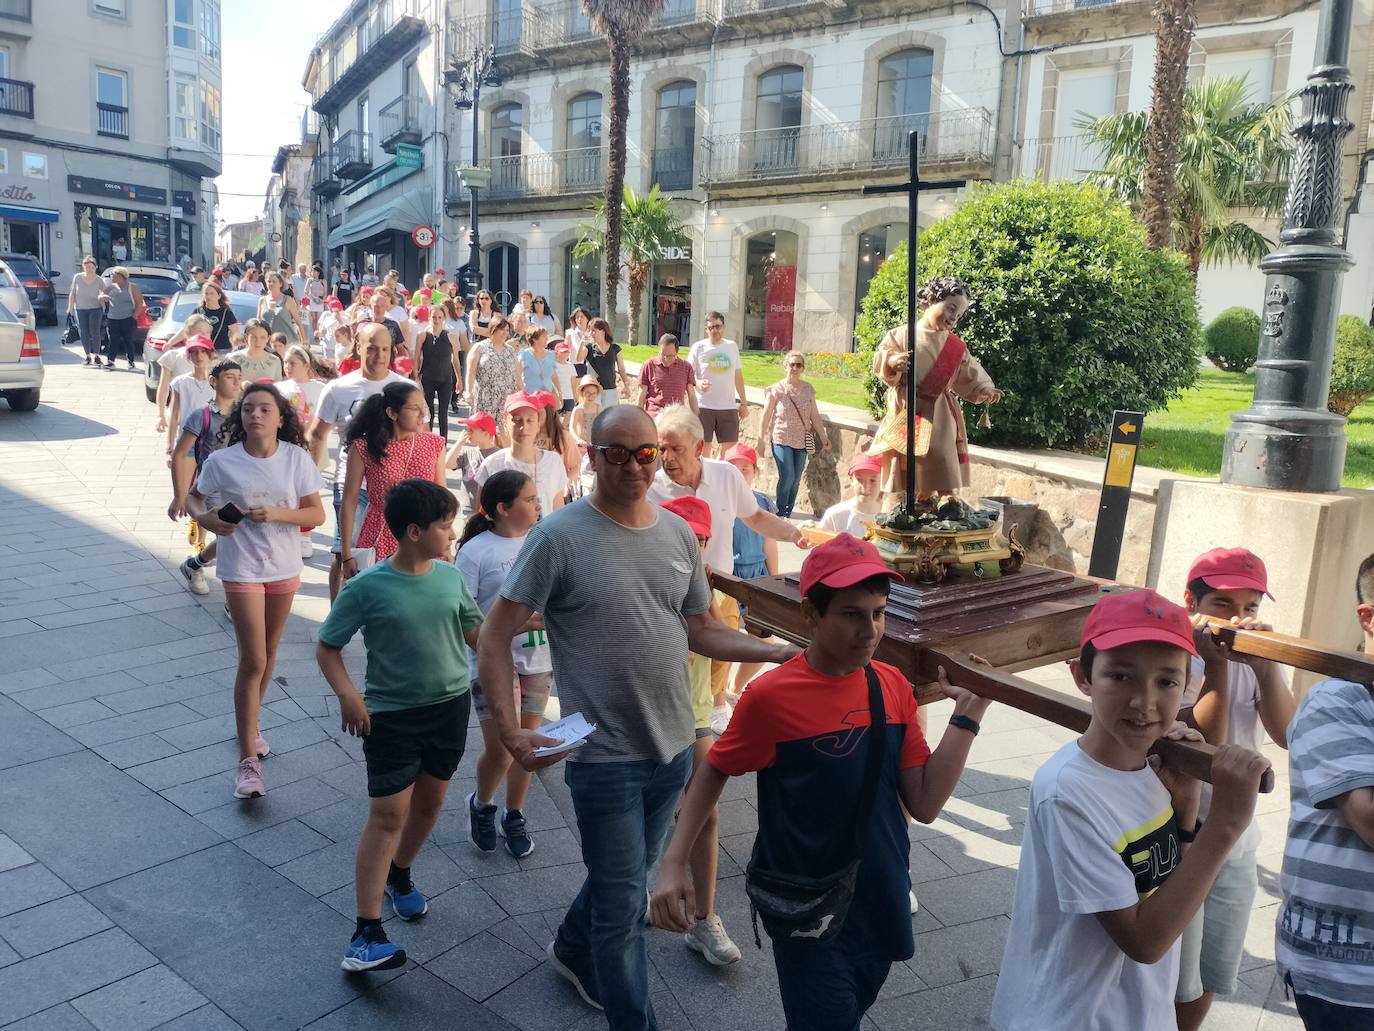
left=411, top=225, right=435, bottom=249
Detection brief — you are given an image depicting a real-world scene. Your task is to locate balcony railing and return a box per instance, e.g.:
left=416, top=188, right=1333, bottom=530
left=450, top=5, right=546, bottom=62
left=723, top=0, right=843, bottom=16
left=651, top=146, right=695, bottom=191
left=0, top=0, right=31, bottom=21
left=313, top=0, right=427, bottom=111
left=1023, top=0, right=1141, bottom=15
left=1019, top=134, right=1108, bottom=182
left=700, top=109, right=994, bottom=184
left=0, top=78, right=33, bottom=118
left=312, top=152, right=342, bottom=197
left=378, top=95, right=423, bottom=150
left=449, top=148, right=604, bottom=202
left=332, top=130, right=373, bottom=178
left=301, top=107, right=319, bottom=142
left=655, top=0, right=718, bottom=25
left=537, top=1, right=598, bottom=47
left=96, top=102, right=128, bottom=139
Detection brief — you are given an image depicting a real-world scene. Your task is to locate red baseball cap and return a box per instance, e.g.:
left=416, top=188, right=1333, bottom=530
left=413, top=305, right=430, bottom=321
left=800, top=533, right=903, bottom=598
left=660, top=496, right=712, bottom=539
left=459, top=411, right=498, bottom=436
left=1187, top=547, right=1274, bottom=599
left=504, top=391, right=538, bottom=414
left=435, top=268, right=446, bottom=277
left=848, top=452, right=883, bottom=476
left=530, top=390, right=557, bottom=410
left=724, top=443, right=759, bottom=467
left=1080, top=589, right=1198, bottom=656
left=184, top=334, right=214, bottom=353
left=554, top=342, right=571, bottom=354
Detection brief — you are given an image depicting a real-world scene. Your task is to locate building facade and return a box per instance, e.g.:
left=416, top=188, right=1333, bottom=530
left=0, top=0, right=222, bottom=284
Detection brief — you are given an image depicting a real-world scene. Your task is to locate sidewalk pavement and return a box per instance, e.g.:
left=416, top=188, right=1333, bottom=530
left=0, top=327, right=1302, bottom=1030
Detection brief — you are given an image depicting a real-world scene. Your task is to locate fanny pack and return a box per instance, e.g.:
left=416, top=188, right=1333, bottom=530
left=744, top=664, right=886, bottom=946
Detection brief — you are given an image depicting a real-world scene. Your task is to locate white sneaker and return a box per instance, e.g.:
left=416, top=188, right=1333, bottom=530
left=910, top=890, right=919, bottom=914
left=685, top=913, right=741, bottom=966
left=179, top=557, right=209, bottom=596
left=300, top=536, right=313, bottom=559
left=709, top=703, right=732, bottom=737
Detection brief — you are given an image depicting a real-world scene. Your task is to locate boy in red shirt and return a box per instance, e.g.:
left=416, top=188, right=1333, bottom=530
left=651, top=533, right=991, bottom=1030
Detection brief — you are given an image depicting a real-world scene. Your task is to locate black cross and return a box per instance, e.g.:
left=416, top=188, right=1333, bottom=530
left=863, top=131, right=966, bottom=513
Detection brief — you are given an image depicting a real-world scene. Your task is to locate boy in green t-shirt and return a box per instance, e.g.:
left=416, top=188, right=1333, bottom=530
left=317, top=479, right=483, bottom=973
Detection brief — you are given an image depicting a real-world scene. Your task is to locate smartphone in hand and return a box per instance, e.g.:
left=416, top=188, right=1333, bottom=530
left=218, top=502, right=245, bottom=524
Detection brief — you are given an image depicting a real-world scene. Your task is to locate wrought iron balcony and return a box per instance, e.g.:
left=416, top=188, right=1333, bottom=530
left=96, top=102, right=128, bottom=139
left=1023, top=0, right=1144, bottom=16
left=312, top=0, right=428, bottom=115
left=0, top=77, right=33, bottom=118
left=379, top=95, right=423, bottom=152
left=448, top=4, right=546, bottom=69
left=699, top=109, right=994, bottom=185
left=651, top=146, right=695, bottom=192
left=1019, top=134, right=1108, bottom=182
left=312, top=152, right=343, bottom=198
left=301, top=107, right=319, bottom=143
left=654, top=0, right=718, bottom=27
left=723, top=0, right=844, bottom=17
left=447, top=148, right=603, bottom=202
left=331, top=130, right=372, bottom=179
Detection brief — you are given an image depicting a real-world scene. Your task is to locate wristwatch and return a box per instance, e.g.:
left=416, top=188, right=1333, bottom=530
left=948, top=714, right=981, bottom=736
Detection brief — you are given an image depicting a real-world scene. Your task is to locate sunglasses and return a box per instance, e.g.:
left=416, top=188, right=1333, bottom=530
left=589, top=443, right=660, bottom=466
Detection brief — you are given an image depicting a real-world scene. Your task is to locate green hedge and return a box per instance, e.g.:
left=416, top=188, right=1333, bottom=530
left=854, top=180, right=1202, bottom=448
left=1330, top=314, right=1374, bottom=417
left=1203, top=307, right=1261, bottom=372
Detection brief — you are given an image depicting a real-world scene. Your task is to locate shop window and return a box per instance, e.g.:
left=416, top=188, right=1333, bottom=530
left=653, top=81, right=696, bottom=191
left=754, top=66, right=803, bottom=174
left=173, top=0, right=195, bottom=49
left=565, top=243, right=600, bottom=318
left=21, top=152, right=45, bottom=179
left=742, top=230, right=798, bottom=352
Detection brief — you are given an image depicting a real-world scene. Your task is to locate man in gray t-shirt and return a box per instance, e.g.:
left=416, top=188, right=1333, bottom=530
left=479, top=406, right=795, bottom=1029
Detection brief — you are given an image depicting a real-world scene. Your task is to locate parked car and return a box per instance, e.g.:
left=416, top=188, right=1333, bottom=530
left=0, top=300, right=42, bottom=411
left=142, top=288, right=262, bottom=402
left=0, top=253, right=60, bottom=326
left=0, top=259, right=36, bottom=330
left=102, top=264, right=188, bottom=352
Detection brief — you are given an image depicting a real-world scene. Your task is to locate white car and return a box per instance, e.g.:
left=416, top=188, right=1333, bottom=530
left=0, top=299, right=42, bottom=411
left=0, top=259, right=36, bottom=330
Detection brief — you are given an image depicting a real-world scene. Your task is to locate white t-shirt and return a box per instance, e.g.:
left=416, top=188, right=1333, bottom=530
left=648, top=457, right=759, bottom=575
left=194, top=443, right=324, bottom=583
left=291, top=274, right=309, bottom=300
left=160, top=345, right=194, bottom=379
left=387, top=305, right=408, bottom=326
left=818, top=497, right=881, bottom=538
left=169, top=373, right=213, bottom=425
left=275, top=378, right=326, bottom=426
left=314, top=370, right=410, bottom=484
left=992, top=742, right=1183, bottom=1030
left=552, top=359, right=575, bottom=400
left=455, top=530, right=552, bottom=675
left=1182, top=656, right=1276, bottom=855
left=687, top=337, right=741, bottom=411
left=475, top=449, right=569, bottom=519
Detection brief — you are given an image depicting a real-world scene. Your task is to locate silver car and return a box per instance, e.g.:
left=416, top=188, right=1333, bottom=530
left=0, top=299, right=42, bottom=411
left=0, top=259, right=36, bottom=330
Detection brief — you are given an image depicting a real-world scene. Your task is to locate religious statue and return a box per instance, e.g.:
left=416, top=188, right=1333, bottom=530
left=869, top=277, right=1002, bottom=505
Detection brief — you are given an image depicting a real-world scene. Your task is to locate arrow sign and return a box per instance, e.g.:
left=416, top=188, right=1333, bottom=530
left=1088, top=409, right=1146, bottom=580
left=1118, top=420, right=1138, bottom=436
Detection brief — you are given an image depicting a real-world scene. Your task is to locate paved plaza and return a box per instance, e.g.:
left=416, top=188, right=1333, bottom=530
left=0, top=327, right=1304, bottom=1030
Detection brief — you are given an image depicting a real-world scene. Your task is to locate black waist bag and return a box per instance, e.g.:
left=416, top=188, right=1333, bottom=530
left=744, top=664, right=886, bottom=947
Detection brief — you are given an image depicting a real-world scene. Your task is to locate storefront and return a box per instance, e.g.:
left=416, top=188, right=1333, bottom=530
left=68, top=176, right=202, bottom=269
left=0, top=199, right=58, bottom=267
left=648, top=243, right=692, bottom=346
left=742, top=230, right=799, bottom=351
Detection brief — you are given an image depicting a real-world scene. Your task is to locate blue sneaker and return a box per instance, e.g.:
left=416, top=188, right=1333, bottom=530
left=385, top=876, right=428, bottom=921
left=341, top=930, right=406, bottom=972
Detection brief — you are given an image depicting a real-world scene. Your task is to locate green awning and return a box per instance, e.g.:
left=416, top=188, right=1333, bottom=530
left=328, top=187, right=433, bottom=249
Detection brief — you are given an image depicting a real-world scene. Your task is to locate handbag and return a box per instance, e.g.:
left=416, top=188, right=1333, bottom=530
left=744, top=664, right=886, bottom=947
left=62, top=313, right=80, bottom=344
left=782, top=389, right=818, bottom=455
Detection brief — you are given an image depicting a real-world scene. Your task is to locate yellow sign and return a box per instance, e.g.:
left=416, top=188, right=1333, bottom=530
left=1105, top=443, right=1137, bottom=488
left=1118, top=420, right=1138, bottom=436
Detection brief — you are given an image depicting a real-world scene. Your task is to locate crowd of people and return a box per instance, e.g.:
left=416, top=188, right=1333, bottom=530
left=110, top=262, right=1372, bottom=1031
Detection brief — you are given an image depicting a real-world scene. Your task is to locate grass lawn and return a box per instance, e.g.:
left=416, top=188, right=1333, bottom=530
left=621, top=346, right=873, bottom=410
left=1138, top=368, right=1374, bottom=488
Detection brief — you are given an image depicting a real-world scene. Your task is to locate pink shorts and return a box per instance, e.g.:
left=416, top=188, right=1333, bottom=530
left=223, top=577, right=301, bottom=596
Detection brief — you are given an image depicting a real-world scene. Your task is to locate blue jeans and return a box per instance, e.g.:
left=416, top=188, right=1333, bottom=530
left=772, top=444, right=808, bottom=518
left=556, top=747, right=692, bottom=1030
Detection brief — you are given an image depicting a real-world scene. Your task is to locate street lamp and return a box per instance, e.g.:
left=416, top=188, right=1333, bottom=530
left=445, top=45, right=501, bottom=306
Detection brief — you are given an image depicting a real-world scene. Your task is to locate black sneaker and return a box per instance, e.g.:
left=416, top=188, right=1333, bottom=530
left=468, top=791, right=497, bottom=852
left=502, top=808, right=534, bottom=859
left=547, top=940, right=602, bottom=1011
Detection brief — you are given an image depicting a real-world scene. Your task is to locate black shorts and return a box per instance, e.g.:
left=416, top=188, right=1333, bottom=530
left=362, top=694, right=471, bottom=798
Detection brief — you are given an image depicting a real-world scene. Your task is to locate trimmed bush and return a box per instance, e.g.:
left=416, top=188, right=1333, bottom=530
left=1329, top=314, right=1374, bottom=417
left=1203, top=307, right=1261, bottom=372
left=855, top=180, right=1201, bottom=448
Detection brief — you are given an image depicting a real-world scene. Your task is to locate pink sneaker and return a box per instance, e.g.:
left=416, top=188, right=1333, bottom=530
left=255, top=734, right=271, bottom=760
left=234, top=757, right=266, bottom=799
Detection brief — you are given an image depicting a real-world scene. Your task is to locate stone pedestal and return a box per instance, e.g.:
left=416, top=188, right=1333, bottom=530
left=1148, top=480, right=1374, bottom=694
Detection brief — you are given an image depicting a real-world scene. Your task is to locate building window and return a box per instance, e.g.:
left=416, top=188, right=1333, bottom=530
left=754, top=66, right=803, bottom=174
left=1053, top=65, right=1118, bottom=179
left=742, top=230, right=799, bottom=351
left=490, top=102, right=523, bottom=194
left=200, top=79, right=221, bottom=150
left=653, top=81, right=696, bottom=191
left=487, top=243, right=520, bottom=312
left=565, top=243, right=600, bottom=318
left=565, top=92, right=602, bottom=188
left=0, top=46, right=9, bottom=80
left=201, top=0, right=222, bottom=62
left=173, top=0, right=195, bottom=48
left=854, top=224, right=899, bottom=331
left=0, top=149, right=9, bottom=175
left=21, top=152, right=45, bottom=179
left=174, top=74, right=198, bottom=141
left=93, top=0, right=125, bottom=16
left=1206, top=47, right=1274, bottom=100
left=96, top=68, right=129, bottom=138
left=875, top=49, right=933, bottom=160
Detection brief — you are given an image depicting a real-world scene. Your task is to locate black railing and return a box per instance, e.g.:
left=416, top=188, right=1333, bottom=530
left=0, top=78, right=33, bottom=118
left=651, top=146, right=695, bottom=191
left=0, top=0, right=31, bottom=21
left=378, top=95, right=422, bottom=145
left=96, top=102, right=128, bottom=139
left=332, top=130, right=373, bottom=177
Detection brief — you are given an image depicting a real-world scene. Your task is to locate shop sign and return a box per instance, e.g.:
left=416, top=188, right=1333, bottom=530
left=172, top=190, right=197, bottom=214
left=0, top=184, right=37, bottom=203
left=395, top=144, right=423, bottom=170
left=658, top=244, right=691, bottom=262
left=67, top=175, right=168, bottom=205
left=763, top=265, right=796, bottom=352
left=170, top=205, right=183, bottom=220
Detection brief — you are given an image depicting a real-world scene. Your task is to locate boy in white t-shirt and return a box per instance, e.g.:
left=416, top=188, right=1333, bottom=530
left=992, top=589, right=1270, bottom=1031
left=1174, top=547, right=1296, bottom=1031
left=446, top=410, right=501, bottom=516
left=813, top=452, right=884, bottom=538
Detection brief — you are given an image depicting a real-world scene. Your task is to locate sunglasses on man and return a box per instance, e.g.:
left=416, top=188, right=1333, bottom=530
left=589, top=443, right=660, bottom=466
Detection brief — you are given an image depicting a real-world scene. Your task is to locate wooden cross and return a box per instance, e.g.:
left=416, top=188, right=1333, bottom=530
left=862, top=131, right=967, bottom=511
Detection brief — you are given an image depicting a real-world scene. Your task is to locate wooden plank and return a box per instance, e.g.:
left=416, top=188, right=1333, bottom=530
left=1200, top=617, right=1374, bottom=691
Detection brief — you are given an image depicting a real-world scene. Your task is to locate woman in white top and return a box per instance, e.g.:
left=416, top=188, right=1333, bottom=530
left=566, top=306, right=591, bottom=377
left=66, top=254, right=106, bottom=366
left=240, top=268, right=264, bottom=296
left=524, top=296, right=561, bottom=339
left=186, top=383, right=324, bottom=800
left=469, top=290, right=498, bottom=343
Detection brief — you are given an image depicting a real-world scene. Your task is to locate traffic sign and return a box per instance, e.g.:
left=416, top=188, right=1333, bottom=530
left=411, top=225, right=435, bottom=249
left=1089, top=410, right=1145, bottom=580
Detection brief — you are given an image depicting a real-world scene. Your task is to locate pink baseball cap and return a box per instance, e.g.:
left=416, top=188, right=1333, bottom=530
left=504, top=392, right=538, bottom=415
left=530, top=391, right=557, bottom=410
left=724, top=443, right=759, bottom=468
left=1080, top=589, right=1199, bottom=656
left=184, top=334, right=214, bottom=353
left=848, top=452, right=883, bottom=476
left=459, top=411, right=498, bottom=436
left=554, top=342, right=571, bottom=354
left=799, top=533, right=903, bottom=598
left=660, top=496, right=712, bottom=539
left=1186, top=547, right=1274, bottom=599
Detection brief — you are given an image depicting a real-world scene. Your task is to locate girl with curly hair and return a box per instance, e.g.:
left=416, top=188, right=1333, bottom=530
left=869, top=277, right=1002, bottom=503
left=187, top=382, right=326, bottom=801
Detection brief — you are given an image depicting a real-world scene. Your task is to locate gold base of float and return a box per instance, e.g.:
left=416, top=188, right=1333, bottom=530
left=868, top=522, right=1024, bottom=583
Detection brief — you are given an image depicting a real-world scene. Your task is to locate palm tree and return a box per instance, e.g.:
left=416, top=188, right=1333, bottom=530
left=583, top=0, right=665, bottom=323
left=574, top=184, right=688, bottom=346
left=1140, top=0, right=1195, bottom=250
left=1082, top=77, right=1293, bottom=278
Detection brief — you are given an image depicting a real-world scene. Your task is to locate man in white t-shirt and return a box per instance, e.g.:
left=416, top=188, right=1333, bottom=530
left=291, top=263, right=310, bottom=303
left=686, top=311, right=748, bottom=456
left=307, top=324, right=409, bottom=601
left=475, top=392, right=568, bottom=518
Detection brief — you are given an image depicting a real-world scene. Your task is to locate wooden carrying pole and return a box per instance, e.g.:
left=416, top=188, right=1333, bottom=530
left=1200, top=616, right=1374, bottom=692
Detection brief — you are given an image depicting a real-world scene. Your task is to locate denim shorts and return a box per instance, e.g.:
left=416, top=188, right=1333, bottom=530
left=471, top=672, right=553, bottom=721
left=330, top=479, right=368, bottom=555
left=1176, top=848, right=1260, bottom=1001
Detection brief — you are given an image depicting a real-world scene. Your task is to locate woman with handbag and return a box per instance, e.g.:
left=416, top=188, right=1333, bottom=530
left=67, top=255, right=106, bottom=366
left=338, top=381, right=447, bottom=580
left=755, top=351, right=830, bottom=518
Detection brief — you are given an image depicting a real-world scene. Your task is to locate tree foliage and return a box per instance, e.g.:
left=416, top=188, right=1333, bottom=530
left=855, top=180, right=1201, bottom=448
left=1203, top=307, right=1261, bottom=372
left=1329, top=314, right=1374, bottom=417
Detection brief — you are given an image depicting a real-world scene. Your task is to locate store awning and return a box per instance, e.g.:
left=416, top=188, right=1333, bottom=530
left=0, top=204, right=59, bottom=223
left=327, top=188, right=432, bottom=249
